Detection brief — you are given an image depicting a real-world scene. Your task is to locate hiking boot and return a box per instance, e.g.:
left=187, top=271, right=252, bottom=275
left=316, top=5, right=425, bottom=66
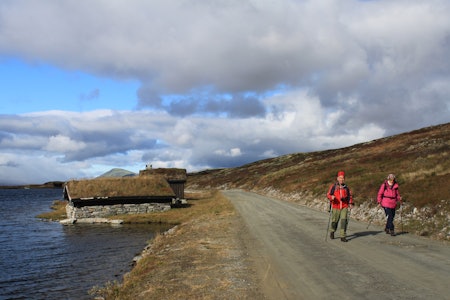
left=330, top=232, right=334, bottom=239
left=390, top=230, right=395, bottom=236
left=340, top=237, right=348, bottom=242
left=385, top=228, right=389, bottom=234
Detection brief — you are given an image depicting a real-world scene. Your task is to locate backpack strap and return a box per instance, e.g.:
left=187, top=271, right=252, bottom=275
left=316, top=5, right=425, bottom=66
left=330, top=183, right=337, bottom=195
left=330, top=183, right=350, bottom=202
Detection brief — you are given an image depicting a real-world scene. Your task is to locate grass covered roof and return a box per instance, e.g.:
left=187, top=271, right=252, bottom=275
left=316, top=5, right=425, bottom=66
left=139, top=168, right=187, bottom=181
left=64, top=175, right=175, bottom=201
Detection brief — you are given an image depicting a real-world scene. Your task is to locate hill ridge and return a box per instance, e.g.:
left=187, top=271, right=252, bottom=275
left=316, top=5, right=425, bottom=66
left=187, top=122, right=450, bottom=240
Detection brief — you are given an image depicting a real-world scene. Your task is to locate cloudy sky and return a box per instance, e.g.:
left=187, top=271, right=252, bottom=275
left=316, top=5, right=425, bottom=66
left=1, top=0, right=449, bottom=185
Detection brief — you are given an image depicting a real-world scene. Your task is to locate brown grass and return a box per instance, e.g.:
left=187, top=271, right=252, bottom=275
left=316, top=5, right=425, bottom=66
left=90, top=190, right=261, bottom=300
left=185, top=123, right=450, bottom=239
left=110, top=191, right=217, bottom=224
left=36, top=200, right=67, bottom=220
left=65, top=175, right=175, bottom=200
left=187, top=123, right=450, bottom=209
left=139, top=168, right=187, bottom=181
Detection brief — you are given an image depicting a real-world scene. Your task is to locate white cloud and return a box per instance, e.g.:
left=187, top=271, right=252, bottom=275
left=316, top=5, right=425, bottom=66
left=214, top=148, right=242, bottom=157
left=44, top=135, right=86, bottom=152
left=0, top=0, right=449, bottom=184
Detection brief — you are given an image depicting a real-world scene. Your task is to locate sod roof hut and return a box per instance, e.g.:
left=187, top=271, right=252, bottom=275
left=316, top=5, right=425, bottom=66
left=64, top=175, right=175, bottom=207
left=139, top=168, right=187, bottom=199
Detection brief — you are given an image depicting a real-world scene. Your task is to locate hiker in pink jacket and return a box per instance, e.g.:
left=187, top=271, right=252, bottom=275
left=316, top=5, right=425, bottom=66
left=377, top=174, right=402, bottom=236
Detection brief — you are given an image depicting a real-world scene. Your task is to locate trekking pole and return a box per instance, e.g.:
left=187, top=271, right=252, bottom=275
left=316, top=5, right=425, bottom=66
left=366, top=198, right=379, bottom=229
left=367, top=212, right=374, bottom=229
left=400, top=203, right=403, bottom=233
left=346, top=206, right=351, bottom=229
left=325, top=204, right=332, bottom=241
left=367, top=208, right=379, bottom=229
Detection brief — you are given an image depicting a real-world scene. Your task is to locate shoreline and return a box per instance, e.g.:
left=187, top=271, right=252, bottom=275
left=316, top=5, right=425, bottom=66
left=0, top=182, right=64, bottom=189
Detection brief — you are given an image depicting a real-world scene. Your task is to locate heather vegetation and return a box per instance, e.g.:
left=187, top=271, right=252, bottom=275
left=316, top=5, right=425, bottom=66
left=187, top=122, right=450, bottom=239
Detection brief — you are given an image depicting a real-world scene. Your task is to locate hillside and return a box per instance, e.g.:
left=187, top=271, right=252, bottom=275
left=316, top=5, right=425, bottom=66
left=187, top=122, right=450, bottom=240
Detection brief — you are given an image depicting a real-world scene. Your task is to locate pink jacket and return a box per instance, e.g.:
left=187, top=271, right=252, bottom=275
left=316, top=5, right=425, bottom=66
left=377, top=180, right=401, bottom=209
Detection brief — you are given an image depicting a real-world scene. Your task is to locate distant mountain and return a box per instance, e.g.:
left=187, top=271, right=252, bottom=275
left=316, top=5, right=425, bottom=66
left=97, top=168, right=137, bottom=178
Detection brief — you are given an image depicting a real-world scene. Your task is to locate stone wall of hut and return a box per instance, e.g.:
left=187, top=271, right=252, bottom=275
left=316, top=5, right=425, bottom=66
left=66, top=202, right=171, bottom=219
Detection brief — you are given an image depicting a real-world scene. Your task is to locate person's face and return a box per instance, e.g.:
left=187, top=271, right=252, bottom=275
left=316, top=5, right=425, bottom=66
left=337, top=176, right=345, bottom=184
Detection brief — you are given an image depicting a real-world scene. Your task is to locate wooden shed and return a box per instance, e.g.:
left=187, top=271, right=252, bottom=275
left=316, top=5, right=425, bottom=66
left=139, top=168, right=187, bottom=199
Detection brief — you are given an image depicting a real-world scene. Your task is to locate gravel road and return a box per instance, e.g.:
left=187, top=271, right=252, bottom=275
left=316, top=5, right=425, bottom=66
left=223, top=190, right=450, bottom=300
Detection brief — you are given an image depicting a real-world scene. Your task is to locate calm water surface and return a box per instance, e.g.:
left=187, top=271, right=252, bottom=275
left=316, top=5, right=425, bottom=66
left=0, top=188, right=172, bottom=300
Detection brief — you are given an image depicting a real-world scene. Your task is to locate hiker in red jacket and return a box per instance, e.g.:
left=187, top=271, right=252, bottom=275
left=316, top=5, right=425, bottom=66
left=377, top=174, right=402, bottom=236
left=327, top=171, right=354, bottom=242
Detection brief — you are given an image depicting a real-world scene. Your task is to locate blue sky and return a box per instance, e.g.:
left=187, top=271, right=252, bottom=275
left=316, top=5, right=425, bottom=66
left=1, top=0, right=449, bottom=185
left=0, top=59, right=139, bottom=113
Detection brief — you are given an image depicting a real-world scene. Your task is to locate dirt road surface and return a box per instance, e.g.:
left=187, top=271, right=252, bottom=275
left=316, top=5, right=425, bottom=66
left=223, top=190, right=450, bottom=300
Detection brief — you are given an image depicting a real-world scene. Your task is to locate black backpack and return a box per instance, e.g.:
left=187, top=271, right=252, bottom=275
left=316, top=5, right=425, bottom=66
left=329, top=183, right=350, bottom=202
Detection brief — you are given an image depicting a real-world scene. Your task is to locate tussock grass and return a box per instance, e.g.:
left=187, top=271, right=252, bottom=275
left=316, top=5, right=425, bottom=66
left=90, top=190, right=242, bottom=300
left=36, top=200, right=67, bottom=220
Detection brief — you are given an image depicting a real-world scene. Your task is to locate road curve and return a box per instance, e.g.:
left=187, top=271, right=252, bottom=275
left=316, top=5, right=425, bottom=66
left=223, top=190, right=450, bottom=300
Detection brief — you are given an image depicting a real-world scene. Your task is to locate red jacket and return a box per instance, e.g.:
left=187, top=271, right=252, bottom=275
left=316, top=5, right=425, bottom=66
left=377, top=180, right=401, bottom=209
left=327, top=183, right=353, bottom=209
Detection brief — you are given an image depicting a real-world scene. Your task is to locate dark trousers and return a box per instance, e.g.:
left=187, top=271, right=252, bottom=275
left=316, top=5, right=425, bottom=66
left=383, top=207, right=396, bottom=231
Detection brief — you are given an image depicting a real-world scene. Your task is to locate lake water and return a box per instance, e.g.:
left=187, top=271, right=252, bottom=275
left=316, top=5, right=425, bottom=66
left=0, top=188, right=172, bottom=300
